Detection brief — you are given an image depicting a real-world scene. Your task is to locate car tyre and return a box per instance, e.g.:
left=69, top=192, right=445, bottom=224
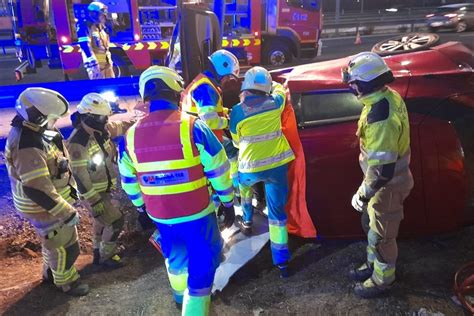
left=111, top=53, right=131, bottom=78
left=372, top=32, right=440, bottom=56
left=263, top=41, right=292, bottom=66
left=456, top=21, right=468, bottom=33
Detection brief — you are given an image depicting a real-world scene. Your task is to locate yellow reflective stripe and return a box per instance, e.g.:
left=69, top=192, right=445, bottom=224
left=180, top=115, right=193, bottom=159
left=126, top=126, right=138, bottom=164
left=140, top=177, right=207, bottom=195
left=20, top=167, right=49, bottom=182
left=49, top=200, right=67, bottom=216
left=135, top=156, right=201, bottom=173
left=71, top=160, right=88, bottom=167
left=81, top=188, right=98, bottom=200
left=269, top=224, right=288, bottom=245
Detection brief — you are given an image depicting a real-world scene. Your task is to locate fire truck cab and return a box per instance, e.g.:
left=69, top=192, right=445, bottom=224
left=10, top=0, right=321, bottom=80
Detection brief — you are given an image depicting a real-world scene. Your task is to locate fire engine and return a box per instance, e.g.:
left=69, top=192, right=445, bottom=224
left=9, top=0, right=321, bottom=80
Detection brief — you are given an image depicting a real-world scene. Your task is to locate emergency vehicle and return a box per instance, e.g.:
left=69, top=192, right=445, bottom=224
left=9, top=0, right=322, bottom=80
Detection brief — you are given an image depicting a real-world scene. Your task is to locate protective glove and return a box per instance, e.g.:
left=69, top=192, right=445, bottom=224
left=218, top=203, right=235, bottom=229
left=84, top=56, right=102, bottom=80
left=351, top=193, right=369, bottom=213
left=64, top=212, right=80, bottom=227
left=91, top=201, right=106, bottom=218
left=137, top=205, right=155, bottom=230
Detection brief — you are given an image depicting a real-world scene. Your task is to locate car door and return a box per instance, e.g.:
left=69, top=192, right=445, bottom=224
left=293, top=90, right=364, bottom=238
left=166, top=3, right=221, bottom=84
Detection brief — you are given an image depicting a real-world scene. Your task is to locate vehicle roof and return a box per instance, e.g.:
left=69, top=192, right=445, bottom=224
left=437, top=3, right=474, bottom=9
left=284, top=42, right=474, bottom=95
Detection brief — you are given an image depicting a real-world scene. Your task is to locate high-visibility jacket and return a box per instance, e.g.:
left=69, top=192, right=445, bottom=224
left=229, top=82, right=295, bottom=173
left=77, top=22, right=111, bottom=67
left=181, top=73, right=227, bottom=141
left=5, top=117, right=78, bottom=236
left=118, top=102, right=233, bottom=225
left=357, top=87, right=413, bottom=199
left=67, top=116, right=134, bottom=205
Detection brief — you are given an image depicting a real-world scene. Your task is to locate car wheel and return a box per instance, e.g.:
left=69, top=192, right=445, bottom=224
left=456, top=21, right=468, bottom=33
left=111, top=53, right=130, bottom=78
left=372, top=33, right=440, bottom=56
left=263, top=41, right=292, bottom=66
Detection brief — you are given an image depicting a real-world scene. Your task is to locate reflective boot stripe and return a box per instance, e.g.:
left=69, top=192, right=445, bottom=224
left=372, top=258, right=396, bottom=286
left=182, top=289, right=211, bottom=316
left=269, top=221, right=289, bottom=245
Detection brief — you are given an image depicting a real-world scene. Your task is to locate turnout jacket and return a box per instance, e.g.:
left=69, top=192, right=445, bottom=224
left=5, top=117, right=78, bottom=235
left=67, top=115, right=134, bottom=205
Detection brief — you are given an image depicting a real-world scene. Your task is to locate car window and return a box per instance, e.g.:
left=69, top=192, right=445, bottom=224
left=299, top=91, right=362, bottom=127
left=435, top=7, right=457, bottom=14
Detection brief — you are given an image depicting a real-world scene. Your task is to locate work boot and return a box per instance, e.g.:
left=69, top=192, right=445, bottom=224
left=175, top=302, right=183, bottom=311
left=277, top=262, right=290, bottom=279
left=349, top=262, right=373, bottom=282
left=61, top=280, right=89, bottom=297
left=93, top=248, right=100, bottom=265
left=354, top=277, right=392, bottom=299
left=235, top=215, right=252, bottom=236
left=101, top=254, right=125, bottom=269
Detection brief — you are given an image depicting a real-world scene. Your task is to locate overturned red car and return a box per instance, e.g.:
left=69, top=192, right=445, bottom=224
left=275, top=42, right=474, bottom=238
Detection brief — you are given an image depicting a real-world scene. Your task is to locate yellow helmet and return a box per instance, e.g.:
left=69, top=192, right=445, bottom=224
left=16, top=87, right=69, bottom=125
left=77, top=93, right=112, bottom=116
left=138, top=66, right=184, bottom=100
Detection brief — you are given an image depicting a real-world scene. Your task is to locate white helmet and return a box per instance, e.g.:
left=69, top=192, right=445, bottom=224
left=241, top=66, right=272, bottom=94
left=77, top=93, right=112, bottom=116
left=16, top=87, right=69, bottom=124
left=209, top=50, right=240, bottom=78
left=342, top=52, right=391, bottom=84
left=88, top=1, right=108, bottom=15
left=139, top=65, right=184, bottom=100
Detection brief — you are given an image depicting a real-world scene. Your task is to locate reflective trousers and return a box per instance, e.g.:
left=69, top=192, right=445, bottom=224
left=86, top=193, right=123, bottom=262
left=155, top=213, right=222, bottom=316
left=239, top=164, right=291, bottom=265
left=41, top=224, right=81, bottom=287
left=363, top=185, right=412, bottom=286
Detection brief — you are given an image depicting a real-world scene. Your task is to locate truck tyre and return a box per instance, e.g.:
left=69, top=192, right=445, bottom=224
left=263, top=41, right=292, bottom=66
left=111, top=53, right=130, bottom=78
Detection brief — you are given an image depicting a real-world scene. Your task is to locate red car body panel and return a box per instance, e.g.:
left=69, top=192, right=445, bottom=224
left=276, top=42, right=474, bottom=238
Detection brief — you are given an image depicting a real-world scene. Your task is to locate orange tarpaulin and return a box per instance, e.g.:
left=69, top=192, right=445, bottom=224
left=281, top=92, right=317, bottom=238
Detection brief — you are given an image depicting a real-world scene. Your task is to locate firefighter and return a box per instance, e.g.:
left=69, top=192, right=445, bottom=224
left=77, top=2, right=114, bottom=79
left=342, top=52, right=414, bottom=298
left=67, top=93, right=134, bottom=268
left=181, top=49, right=239, bottom=142
left=5, top=88, right=88, bottom=296
left=118, top=66, right=235, bottom=315
left=230, top=66, right=295, bottom=278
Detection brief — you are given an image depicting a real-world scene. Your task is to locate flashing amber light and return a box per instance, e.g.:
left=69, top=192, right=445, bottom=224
left=60, top=36, right=69, bottom=44
left=254, top=31, right=259, bottom=37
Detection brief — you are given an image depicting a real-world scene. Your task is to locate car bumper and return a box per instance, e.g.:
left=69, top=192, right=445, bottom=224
left=427, top=19, right=457, bottom=29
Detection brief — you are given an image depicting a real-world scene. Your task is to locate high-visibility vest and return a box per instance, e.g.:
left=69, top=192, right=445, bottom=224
left=181, top=73, right=225, bottom=141
left=125, top=110, right=210, bottom=220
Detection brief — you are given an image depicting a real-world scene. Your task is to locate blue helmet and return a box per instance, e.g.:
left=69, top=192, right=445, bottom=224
left=209, top=50, right=240, bottom=79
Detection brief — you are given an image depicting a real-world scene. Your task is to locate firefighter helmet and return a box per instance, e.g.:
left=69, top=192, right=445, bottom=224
left=88, top=1, right=108, bottom=23
left=15, top=88, right=69, bottom=125
left=241, top=66, right=272, bottom=94
left=342, top=52, right=391, bottom=84
left=209, top=50, right=240, bottom=79
left=139, top=66, right=184, bottom=100
left=77, top=93, right=112, bottom=116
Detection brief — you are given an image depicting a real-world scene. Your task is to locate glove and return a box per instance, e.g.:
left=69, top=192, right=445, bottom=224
left=218, top=203, right=235, bottom=229
left=91, top=201, right=106, bottom=218
left=64, top=212, right=80, bottom=227
left=351, top=193, right=368, bottom=213
left=84, top=56, right=102, bottom=80
left=137, top=205, right=154, bottom=230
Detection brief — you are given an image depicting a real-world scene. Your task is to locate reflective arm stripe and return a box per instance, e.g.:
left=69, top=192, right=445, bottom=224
left=78, top=36, right=90, bottom=43
left=366, top=150, right=398, bottom=165
left=240, top=130, right=282, bottom=144
left=199, top=112, right=219, bottom=121
left=81, top=188, right=98, bottom=200
left=140, top=177, right=207, bottom=195
left=70, top=160, right=88, bottom=168
left=20, top=167, right=50, bottom=182
left=239, top=149, right=294, bottom=170
left=204, top=161, right=230, bottom=179
left=121, top=175, right=137, bottom=184
left=49, top=199, right=68, bottom=217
